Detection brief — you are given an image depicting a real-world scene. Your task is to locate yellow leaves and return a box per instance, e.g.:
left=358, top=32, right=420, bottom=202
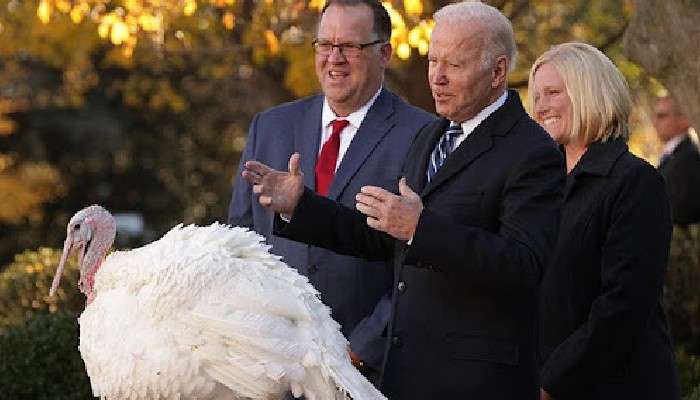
left=37, top=0, right=52, bottom=24
left=396, top=42, right=410, bottom=60
left=403, top=0, right=422, bottom=16
left=308, top=0, right=325, bottom=11
left=222, top=11, right=235, bottom=30
left=383, top=1, right=432, bottom=60
left=110, top=21, right=131, bottom=45
left=264, top=29, right=279, bottom=54
left=0, top=248, right=84, bottom=327
left=0, top=158, right=64, bottom=224
left=139, top=14, right=162, bottom=32
left=183, top=0, right=197, bottom=16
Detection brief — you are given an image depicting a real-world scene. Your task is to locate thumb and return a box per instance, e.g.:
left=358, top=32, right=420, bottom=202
left=288, top=153, right=301, bottom=176
left=399, top=177, right=416, bottom=197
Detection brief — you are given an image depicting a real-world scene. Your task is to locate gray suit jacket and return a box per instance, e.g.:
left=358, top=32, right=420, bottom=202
left=228, top=88, right=434, bottom=375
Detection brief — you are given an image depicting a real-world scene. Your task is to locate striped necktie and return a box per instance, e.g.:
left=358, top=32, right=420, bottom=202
left=426, top=122, right=462, bottom=183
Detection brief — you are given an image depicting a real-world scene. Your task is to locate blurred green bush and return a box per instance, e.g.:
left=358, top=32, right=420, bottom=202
left=664, top=224, right=700, bottom=399
left=0, top=247, right=84, bottom=330
left=0, top=247, right=93, bottom=398
left=0, top=312, right=94, bottom=399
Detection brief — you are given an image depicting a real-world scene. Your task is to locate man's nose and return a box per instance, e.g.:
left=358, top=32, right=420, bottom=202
left=328, top=46, right=347, bottom=63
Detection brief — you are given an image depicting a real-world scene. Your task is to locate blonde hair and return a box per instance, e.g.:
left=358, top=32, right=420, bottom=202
left=434, top=1, right=517, bottom=73
left=527, top=42, right=632, bottom=144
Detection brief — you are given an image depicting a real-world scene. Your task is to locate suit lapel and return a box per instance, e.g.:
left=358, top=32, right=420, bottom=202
left=405, top=118, right=449, bottom=194
left=296, top=95, right=324, bottom=191
left=327, top=88, right=395, bottom=200
left=420, top=90, right=525, bottom=197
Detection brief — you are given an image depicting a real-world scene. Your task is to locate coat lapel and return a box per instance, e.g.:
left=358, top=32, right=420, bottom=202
left=296, top=95, right=324, bottom=191
left=327, top=88, right=395, bottom=200
left=420, top=90, right=525, bottom=197
left=405, top=118, right=449, bottom=195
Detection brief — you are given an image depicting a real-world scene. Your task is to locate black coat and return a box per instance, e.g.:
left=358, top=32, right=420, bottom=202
left=277, top=91, right=565, bottom=399
left=659, top=135, right=700, bottom=225
left=540, top=139, right=680, bottom=400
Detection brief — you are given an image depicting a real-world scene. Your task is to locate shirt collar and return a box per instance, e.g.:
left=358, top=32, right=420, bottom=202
left=322, top=87, right=383, bottom=129
left=660, top=133, right=687, bottom=159
left=456, top=91, right=508, bottom=135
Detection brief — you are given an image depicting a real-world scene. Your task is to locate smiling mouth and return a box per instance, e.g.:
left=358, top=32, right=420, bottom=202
left=542, top=117, right=560, bottom=126
left=328, top=71, right=349, bottom=79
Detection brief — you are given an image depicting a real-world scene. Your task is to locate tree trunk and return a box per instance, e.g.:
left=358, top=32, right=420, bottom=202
left=623, top=0, right=700, bottom=129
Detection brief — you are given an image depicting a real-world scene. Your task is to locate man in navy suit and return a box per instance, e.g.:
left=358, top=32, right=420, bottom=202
left=228, top=0, right=434, bottom=382
left=241, top=2, right=565, bottom=398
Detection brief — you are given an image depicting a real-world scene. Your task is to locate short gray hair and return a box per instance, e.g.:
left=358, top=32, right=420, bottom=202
left=433, top=1, right=517, bottom=73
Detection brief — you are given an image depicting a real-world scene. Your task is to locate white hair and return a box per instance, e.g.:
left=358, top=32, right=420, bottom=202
left=433, top=1, right=517, bottom=72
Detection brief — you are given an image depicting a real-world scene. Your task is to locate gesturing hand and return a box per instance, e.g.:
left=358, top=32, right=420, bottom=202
left=355, top=178, right=423, bottom=241
left=242, top=153, right=304, bottom=216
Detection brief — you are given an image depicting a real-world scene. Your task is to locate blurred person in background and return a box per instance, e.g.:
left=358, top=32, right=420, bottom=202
left=653, top=95, right=700, bottom=226
left=529, top=42, right=680, bottom=400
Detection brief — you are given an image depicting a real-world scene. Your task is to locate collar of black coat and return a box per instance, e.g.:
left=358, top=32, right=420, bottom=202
left=569, top=137, right=628, bottom=177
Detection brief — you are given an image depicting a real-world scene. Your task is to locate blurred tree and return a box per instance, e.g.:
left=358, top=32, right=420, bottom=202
left=624, top=0, right=700, bottom=131
left=0, top=0, right=638, bottom=267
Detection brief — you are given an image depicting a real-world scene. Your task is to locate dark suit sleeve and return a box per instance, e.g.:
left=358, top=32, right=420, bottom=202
left=541, top=166, right=672, bottom=398
left=228, top=113, right=261, bottom=228
left=275, top=188, right=395, bottom=262
left=348, top=293, right=391, bottom=370
left=405, top=143, right=564, bottom=292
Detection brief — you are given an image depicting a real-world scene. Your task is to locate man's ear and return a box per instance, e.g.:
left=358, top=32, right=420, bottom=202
left=492, top=55, right=508, bottom=89
left=380, top=43, right=393, bottom=67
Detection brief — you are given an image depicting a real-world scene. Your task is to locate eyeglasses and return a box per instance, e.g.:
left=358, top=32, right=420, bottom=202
left=312, top=39, right=384, bottom=58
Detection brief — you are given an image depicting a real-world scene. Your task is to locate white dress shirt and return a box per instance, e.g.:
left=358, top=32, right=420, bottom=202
left=450, top=90, right=508, bottom=151
left=320, top=87, right=383, bottom=171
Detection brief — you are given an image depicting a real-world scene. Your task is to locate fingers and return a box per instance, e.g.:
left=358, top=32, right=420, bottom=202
left=288, top=153, right=301, bottom=176
left=356, top=191, right=386, bottom=218
left=398, top=177, right=417, bottom=198
left=244, top=160, right=273, bottom=176
left=360, top=185, right=392, bottom=200
left=356, top=199, right=382, bottom=219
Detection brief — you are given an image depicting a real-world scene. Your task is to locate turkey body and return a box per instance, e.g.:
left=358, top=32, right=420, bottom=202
left=79, top=223, right=383, bottom=400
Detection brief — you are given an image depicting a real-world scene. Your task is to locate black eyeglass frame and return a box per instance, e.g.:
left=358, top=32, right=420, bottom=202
left=311, top=39, right=385, bottom=56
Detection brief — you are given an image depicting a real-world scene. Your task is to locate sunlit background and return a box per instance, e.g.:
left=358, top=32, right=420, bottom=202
left=0, top=0, right=698, bottom=398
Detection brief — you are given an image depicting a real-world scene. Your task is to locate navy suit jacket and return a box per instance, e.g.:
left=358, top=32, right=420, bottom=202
left=228, top=88, right=434, bottom=373
left=275, top=91, right=566, bottom=399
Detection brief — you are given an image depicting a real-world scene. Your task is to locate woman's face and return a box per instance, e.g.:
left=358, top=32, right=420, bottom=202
left=531, top=63, right=573, bottom=144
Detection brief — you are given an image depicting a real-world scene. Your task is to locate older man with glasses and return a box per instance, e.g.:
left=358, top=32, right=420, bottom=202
left=228, top=0, right=434, bottom=387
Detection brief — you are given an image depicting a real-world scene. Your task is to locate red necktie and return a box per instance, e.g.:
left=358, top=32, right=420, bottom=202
left=315, top=119, right=350, bottom=196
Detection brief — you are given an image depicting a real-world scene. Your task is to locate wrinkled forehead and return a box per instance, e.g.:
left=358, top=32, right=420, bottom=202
left=430, top=21, right=486, bottom=52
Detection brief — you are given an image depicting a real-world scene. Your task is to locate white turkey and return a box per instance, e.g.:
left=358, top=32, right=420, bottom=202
left=49, top=205, right=386, bottom=400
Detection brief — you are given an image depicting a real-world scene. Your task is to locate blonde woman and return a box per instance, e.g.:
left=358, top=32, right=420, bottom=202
left=529, top=42, right=679, bottom=400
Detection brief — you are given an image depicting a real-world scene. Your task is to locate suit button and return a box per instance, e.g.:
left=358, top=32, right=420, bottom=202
left=397, top=281, right=406, bottom=293
left=308, top=265, right=318, bottom=274
left=391, top=336, right=403, bottom=347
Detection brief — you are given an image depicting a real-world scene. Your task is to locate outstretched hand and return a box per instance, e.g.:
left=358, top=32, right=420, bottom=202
left=242, top=153, right=304, bottom=216
left=355, top=178, right=423, bottom=241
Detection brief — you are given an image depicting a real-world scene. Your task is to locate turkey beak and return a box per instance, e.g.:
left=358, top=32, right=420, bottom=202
left=50, top=232, right=75, bottom=297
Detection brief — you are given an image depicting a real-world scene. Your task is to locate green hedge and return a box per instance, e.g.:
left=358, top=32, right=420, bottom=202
left=0, top=248, right=84, bottom=331
left=0, top=312, right=94, bottom=399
